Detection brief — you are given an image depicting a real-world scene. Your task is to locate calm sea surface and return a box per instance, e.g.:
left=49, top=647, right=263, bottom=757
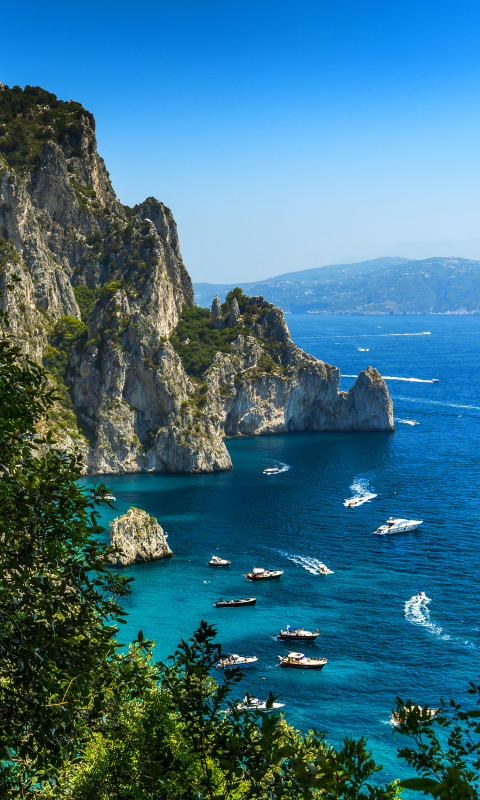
left=83, top=314, right=480, bottom=781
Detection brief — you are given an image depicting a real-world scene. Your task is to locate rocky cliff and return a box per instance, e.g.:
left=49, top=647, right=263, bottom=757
left=0, top=83, right=394, bottom=475
left=109, top=507, right=173, bottom=567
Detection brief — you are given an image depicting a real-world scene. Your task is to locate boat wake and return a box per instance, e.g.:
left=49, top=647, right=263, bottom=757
left=404, top=595, right=443, bottom=638
left=274, top=462, right=290, bottom=473
left=395, top=418, right=419, bottom=426
left=344, top=474, right=377, bottom=507
left=277, top=550, right=334, bottom=575
left=342, top=376, right=436, bottom=383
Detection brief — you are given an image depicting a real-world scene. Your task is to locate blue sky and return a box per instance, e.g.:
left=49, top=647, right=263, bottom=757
left=2, top=1, right=480, bottom=282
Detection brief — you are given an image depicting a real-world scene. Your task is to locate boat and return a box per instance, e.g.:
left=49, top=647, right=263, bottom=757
left=209, top=555, right=231, bottom=566
left=216, top=654, right=258, bottom=670
left=431, top=379, right=439, bottom=383
left=421, top=331, right=431, bottom=335
left=277, top=626, right=319, bottom=641
left=234, top=695, right=285, bottom=713
left=318, top=565, right=329, bottom=575
left=263, top=467, right=281, bottom=475
left=244, top=567, right=284, bottom=581
left=390, top=705, right=438, bottom=726
left=344, top=497, right=364, bottom=507
left=277, top=651, right=327, bottom=670
left=417, top=590, right=427, bottom=599
left=104, top=494, right=116, bottom=501
left=374, top=517, right=423, bottom=535
left=213, top=597, right=257, bottom=608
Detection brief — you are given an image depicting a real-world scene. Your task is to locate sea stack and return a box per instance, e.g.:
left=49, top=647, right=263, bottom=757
left=108, top=507, right=173, bottom=566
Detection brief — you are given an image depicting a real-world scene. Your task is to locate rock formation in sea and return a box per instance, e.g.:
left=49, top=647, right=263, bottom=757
left=108, top=507, right=173, bottom=566
left=0, top=83, right=394, bottom=475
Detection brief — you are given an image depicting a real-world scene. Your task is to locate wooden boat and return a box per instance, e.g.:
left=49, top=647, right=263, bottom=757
left=216, top=654, right=258, bottom=670
left=209, top=555, right=231, bottom=566
left=244, top=567, right=284, bottom=581
left=234, top=695, right=285, bottom=713
left=213, top=597, right=257, bottom=608
left=277, top=626, right=319, bottom=641
left=277, top=651, right=327, bottom=670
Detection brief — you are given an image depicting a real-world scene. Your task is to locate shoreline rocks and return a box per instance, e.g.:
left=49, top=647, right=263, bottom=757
left=108, top=507, right=173, bottom=567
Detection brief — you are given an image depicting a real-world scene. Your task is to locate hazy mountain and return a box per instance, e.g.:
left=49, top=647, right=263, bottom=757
left=194, top=256, right=480, bottom=315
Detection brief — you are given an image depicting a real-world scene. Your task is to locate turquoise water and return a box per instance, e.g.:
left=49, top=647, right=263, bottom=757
left=84, top=314, right=480, bottom=781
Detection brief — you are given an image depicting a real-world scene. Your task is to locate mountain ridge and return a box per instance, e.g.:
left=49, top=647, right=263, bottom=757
left=194, top=255, right=480, bottom=314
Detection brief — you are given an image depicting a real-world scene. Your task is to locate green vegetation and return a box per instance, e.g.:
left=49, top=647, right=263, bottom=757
left=0, top=84, right=95, bottom=173
left=169, top=291, right=266, bottom=377
left=73, top=285, right=99, bottom=322
left=0, top=237, right=22, bottom=274
left=42, top=315, right=88, bottom=406
left=1, top=279, right=479, bottom=798
left=170, top=305, right=246, bottom=377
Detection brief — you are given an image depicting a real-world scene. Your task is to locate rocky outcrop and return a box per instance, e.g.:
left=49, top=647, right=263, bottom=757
left=108, top=507, right=173, bottom=566
left=0, top=83, right=394, bottom=477
left=211, top=295, right=225, bottom=330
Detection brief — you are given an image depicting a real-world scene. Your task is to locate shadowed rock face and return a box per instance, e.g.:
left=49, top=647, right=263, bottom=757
left=108, top=507, right=173, bottom=566
left=0, top=84, right=394, bottom=476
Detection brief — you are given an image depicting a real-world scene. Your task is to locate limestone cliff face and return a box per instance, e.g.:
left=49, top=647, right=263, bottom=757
left=0, top=83, right=394, bottom=476
left=108, top=507, right=173, bottom=567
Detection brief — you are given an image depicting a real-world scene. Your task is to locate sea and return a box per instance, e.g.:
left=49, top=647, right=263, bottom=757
left=83, top=314, right=480, bottom=783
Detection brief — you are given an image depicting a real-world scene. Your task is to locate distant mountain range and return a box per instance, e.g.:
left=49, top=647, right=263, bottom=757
left=193, top=256, right=480, bottom=315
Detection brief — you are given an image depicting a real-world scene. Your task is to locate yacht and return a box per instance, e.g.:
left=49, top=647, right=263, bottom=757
left=216, top=654, right=258, bottom=670
left=277, top=652, right=327, bottom=670
left=390, top=705, right=438, bottom=726
left=374, top=517, right=423, bottom=535
left=234, top=696, right=285, bottom=713
left=244, top=567, right=284, bottom=581
left=277, top=626, right=319, bottom=642
left=264, top=467, right=281, bottom=475
left=213, top=597, right=257, bottom=608
left=209, top=555, right=231, bottom=566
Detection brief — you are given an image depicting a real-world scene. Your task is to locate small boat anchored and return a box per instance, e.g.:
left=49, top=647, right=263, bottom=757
left=277, top=651, right=327, bottom=670
left=209, top=555, right=231, bottom=566
left=277, top=626, right=319, bottom=641
left=263, top=467, right=281, bottom=475
left=234, top=695, right=285, bottom=713
left=216, top=654, right=258, bottom=670
left=374, top=517, right=423, bottom=535
left=213, top=597, right=257, bottom=608
left=244, top=567, right=284, bottom=581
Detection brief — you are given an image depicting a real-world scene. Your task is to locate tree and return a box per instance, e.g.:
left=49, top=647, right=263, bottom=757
left=393, top=684, right=480, bottom=799
left=0, top=277, right=136, bottom=798
left=62, top=620, right=401, bottom=799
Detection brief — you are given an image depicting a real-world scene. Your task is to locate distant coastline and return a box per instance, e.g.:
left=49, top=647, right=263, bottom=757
left=194, top=255, right=480, bottom=315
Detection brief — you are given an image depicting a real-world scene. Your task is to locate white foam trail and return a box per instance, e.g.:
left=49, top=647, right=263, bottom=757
left=404, top=595, right=443, bottom=637
left=395, top=418, right=419, bottom=426
left=394, top=396, right=480, bottom=411
left=278, top=550, right=334, bottom=575
left=342, top=375, right=436, bottom=383
left=344, top=475, right=377, bottom=507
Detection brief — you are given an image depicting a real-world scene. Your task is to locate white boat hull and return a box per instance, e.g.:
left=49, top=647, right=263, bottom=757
left=375, top=519, right=423, bottom=535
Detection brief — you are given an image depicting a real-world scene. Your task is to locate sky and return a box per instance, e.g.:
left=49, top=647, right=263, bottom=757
left=2, top=0, right=480, bottom=283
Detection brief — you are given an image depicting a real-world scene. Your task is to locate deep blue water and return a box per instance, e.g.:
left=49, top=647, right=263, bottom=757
left=84, top=314, right=480, bottom=782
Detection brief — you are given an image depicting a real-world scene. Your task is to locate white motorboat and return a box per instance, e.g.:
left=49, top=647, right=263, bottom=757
left=417, top=590, right=427, bottom=599
left=374, top=517, right=423, bottom=535
left=104, top=494, right=116, bottom=501
left=344, top=497, right=368, bottom=508
left=318, top=565, right=329, bottom=575
left=277, top=651, right=327, bottom=670
left=244, top=567, right=284, bottom=581
left=390, top=705, right=438, bottom=726
left=209, top=555, right=231, bottom=566
left=216, top=654, right=258, bottom=670
left=234, top=695, right=285, bottom=713
left=264, top=467, right=280, bottom=475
